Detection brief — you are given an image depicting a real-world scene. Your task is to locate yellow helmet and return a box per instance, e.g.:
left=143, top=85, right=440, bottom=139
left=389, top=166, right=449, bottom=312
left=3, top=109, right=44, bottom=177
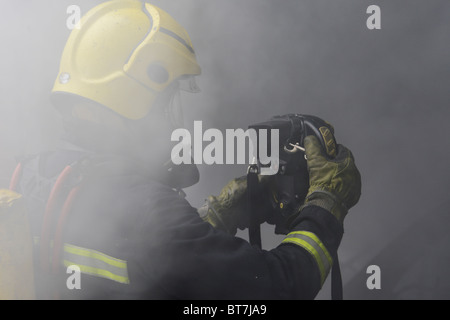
left=51, top=0, right=201, bottom=120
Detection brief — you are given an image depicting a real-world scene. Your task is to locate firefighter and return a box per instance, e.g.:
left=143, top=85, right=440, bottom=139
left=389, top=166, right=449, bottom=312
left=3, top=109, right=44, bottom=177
left=12, top=0, right=361, bottom=299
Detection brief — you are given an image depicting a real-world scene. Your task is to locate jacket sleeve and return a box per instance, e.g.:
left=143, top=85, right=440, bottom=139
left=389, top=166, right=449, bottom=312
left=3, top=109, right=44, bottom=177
left=131, top=184, right=343, bottom=300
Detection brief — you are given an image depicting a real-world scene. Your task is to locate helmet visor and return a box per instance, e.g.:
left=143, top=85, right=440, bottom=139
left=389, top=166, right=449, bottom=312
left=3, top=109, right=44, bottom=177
left=178, top=76, right=200, bottom=93
left=166, top=88, right=184, bottom=128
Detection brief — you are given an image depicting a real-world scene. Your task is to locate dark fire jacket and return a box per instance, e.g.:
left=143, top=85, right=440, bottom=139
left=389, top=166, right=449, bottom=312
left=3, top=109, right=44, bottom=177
left=13, top=149, right=343, bottom=300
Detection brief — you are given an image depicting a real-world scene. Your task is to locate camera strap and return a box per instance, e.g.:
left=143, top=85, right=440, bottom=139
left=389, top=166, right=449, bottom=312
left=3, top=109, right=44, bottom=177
left=331, top=253, right=343, bottom=300
left=247, top=164, right=262, bottom=249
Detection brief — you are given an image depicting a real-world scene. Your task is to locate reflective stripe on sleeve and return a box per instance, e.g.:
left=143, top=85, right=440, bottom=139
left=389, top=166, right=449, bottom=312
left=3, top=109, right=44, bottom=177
left=62, top=243, right=130, bottom=284
left=282, top=231, right=333, bottom=286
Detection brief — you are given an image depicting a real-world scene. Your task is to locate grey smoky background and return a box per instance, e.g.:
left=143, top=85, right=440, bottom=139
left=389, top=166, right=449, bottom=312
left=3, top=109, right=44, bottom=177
left=1, top=0, right=449, bottom=299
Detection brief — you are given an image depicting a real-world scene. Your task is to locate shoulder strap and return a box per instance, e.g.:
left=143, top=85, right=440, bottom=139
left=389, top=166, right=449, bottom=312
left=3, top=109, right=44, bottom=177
left=9, top=162, right=23, bottom=192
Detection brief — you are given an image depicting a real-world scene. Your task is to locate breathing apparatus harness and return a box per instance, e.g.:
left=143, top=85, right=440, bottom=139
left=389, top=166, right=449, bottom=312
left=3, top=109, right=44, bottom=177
left=9, top=151, right=195, bottom=299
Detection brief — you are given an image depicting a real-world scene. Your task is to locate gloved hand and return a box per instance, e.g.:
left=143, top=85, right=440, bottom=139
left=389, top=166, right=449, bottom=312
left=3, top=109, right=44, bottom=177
left=198, top=175, right=272, bottom=235
left=298, top=135, right=361, bottom=225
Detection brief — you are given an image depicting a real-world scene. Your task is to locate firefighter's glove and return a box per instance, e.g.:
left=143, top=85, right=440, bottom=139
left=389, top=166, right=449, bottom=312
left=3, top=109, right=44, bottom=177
left=198, top=175, right=270, bottom=235
left=300, top=135, right=361, bottom=225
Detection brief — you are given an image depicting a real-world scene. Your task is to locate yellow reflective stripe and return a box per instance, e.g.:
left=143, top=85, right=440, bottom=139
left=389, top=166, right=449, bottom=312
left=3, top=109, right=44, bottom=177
left=64, top=244, right=127, bottom=269
left=62, top=259, right=129, bottom=284
left=63, top=244, right=130, bottom=284
left=283, top=236, right=327, bottom=284
left=282, top=231, right=333, bottom=286
left=289, top=231, right=333, bottom=266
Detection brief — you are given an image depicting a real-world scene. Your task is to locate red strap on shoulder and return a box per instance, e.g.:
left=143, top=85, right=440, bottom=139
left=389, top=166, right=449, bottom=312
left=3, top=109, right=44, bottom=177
left=40, top=165, right=74, bottom=273
left=9, top=162, right=23, bottom=191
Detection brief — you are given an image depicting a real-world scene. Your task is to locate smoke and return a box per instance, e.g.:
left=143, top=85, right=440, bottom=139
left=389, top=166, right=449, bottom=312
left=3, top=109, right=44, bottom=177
left=1, top=0, right=449, bottom=299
